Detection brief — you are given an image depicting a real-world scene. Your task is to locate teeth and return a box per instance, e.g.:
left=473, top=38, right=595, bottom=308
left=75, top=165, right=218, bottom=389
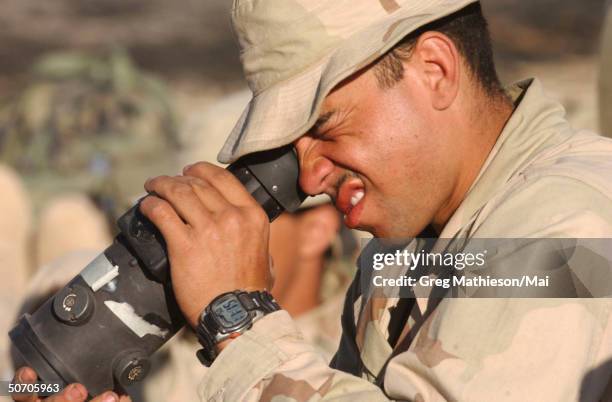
left=350, top=191, right=364, bottom=207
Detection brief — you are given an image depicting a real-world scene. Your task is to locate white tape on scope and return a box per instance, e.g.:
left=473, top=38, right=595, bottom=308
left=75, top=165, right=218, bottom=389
left=80, top=253, right=119, bottom=292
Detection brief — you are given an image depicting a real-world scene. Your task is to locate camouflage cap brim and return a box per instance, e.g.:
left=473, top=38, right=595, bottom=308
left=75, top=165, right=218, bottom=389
left=217, top=0, right=477, bottom=164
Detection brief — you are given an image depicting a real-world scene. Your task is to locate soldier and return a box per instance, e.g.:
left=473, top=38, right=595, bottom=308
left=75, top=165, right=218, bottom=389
left=178, top=87, right=357, bottom=358
left=13, top=1, right=612, bottom=401
left=9, top=86, right=355, bottom=401
left=140, top=200, right=350, bottom=402
left=35, top=194, right=112, bottom=269
left=6, top=194, right=112, bottom=384
left=0, top=165, right=31, bottom=381
left=141, top=88, right=358, bottom=401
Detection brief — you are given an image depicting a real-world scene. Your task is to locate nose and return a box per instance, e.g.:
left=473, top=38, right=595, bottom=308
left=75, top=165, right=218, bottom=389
left=293, top=136, right=335, bottom=196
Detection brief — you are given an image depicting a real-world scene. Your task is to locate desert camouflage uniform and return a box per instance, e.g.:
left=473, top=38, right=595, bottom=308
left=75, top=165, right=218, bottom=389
left=138, top=254, right=354, bottom=402
left=600, top=2, right=612, bottom=138
left=140, top=261, right=353, bottom=402
left=197, top=79, right=612, bottom=402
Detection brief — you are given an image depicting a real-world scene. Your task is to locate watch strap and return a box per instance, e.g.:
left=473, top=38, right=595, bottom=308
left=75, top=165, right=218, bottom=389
left=238, top=290, right=280, bottom=313
left=196, top=290, right=280, bottom=366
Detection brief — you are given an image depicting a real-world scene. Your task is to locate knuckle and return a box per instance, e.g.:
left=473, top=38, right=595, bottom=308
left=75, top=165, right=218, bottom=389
left=142, top=197, right=171, bottom=219
left=185, top=161, right=214, bottom=177
left=139, top=196, right=155, bottom=212
left=219, top=208, right=242, bottom=228
left=225, top=209, right=242, bottom=225
left=205, top=164, right=232, bottom=182
left=152, top=202, right=172, bottom=219
left=193, top=225, right=214, bottom=243
left=171, top=182, right=193, bottom=198
left=186, top=161, right=207, bottom=170
left=250, top=206, right=268, bottom=225
left=188, top=177, right=210, bottom=192
left=146, top=175, right=168, bottom=189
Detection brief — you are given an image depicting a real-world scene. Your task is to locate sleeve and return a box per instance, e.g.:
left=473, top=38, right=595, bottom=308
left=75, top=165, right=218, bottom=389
left=197, top=310, right=394, bottom=402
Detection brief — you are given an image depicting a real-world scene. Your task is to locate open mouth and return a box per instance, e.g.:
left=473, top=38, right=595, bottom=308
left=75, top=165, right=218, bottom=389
left=335, top=178, right=366, bottom=228
left=350, top=191, right=365, bottom=208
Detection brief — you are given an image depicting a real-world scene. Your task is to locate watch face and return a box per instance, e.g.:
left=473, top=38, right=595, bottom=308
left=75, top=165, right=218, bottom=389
left=212, top=294, right=249, bottom=329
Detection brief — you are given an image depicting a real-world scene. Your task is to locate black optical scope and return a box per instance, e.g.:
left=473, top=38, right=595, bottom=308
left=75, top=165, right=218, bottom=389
left=9, top=145, right=306, bottom=398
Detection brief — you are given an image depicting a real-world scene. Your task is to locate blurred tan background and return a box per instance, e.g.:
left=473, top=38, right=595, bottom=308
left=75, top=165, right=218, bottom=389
left=0, top=0, right=610, bottom=397
left=0, top=0, right=607, bottom=133
left=0, top=0, right=607, bottom=210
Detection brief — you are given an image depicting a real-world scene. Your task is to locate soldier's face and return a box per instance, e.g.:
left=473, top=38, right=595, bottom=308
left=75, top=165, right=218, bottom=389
left=294, top=64, right=462, bottom=238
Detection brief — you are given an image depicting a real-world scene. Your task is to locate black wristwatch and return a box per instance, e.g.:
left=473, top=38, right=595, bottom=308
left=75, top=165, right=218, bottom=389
left=195, top=290, right=280, bottom=366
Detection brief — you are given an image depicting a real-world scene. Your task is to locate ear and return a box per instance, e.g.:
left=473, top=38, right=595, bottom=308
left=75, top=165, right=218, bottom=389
left=410, top=31, right=460, bottom=110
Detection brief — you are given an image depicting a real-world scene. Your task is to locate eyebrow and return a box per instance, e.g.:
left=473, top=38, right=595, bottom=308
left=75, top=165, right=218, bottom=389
left=310, top=111, right=336, bottom=138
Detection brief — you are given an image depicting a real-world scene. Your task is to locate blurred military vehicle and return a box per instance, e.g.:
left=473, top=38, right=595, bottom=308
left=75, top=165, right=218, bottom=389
left=0, top=49, right=181, bottom=222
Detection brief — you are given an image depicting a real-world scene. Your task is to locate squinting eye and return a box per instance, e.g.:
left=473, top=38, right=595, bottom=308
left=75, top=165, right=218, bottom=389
left=309, top=130, right=333, bottom=141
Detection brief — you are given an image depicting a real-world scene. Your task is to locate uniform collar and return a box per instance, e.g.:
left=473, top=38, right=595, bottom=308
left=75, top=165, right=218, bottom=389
left=439, top=78, right=573, bottom=237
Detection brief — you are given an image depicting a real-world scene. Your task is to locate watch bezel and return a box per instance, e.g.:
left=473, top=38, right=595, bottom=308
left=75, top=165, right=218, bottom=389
left=207, top=293, right=253, bottom=334
left=196, top=290, right=280, bottom=366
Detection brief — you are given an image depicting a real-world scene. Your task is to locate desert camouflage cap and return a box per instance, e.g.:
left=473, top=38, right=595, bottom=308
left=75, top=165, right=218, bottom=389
left=217, top=0, right=478, bottom=163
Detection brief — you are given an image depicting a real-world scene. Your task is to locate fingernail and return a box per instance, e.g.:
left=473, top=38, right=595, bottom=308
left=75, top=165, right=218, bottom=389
left=16, top=368, right=33, bottom=382
left=102, top=392, right=119, bottom=402
left=67, top=384, right=86, bottom=401
left=183, top=163, right=193, bottom=173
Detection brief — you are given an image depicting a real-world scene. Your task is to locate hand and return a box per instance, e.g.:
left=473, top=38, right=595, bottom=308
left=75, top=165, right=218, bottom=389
left=269, top=204, right=339, bottom=316
left=140, top=162, right=272, bottom=327
left=295, top=203, right=339, bottom=261
left=11, top=367, right=130, bottom=402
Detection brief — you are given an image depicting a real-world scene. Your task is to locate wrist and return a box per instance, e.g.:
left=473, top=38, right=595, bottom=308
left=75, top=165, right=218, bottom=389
left=216, top=338, right=234, bottom=352
left=187, top=285, right=269, bottom=328
left=194, top=289, right=280, bottom=366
